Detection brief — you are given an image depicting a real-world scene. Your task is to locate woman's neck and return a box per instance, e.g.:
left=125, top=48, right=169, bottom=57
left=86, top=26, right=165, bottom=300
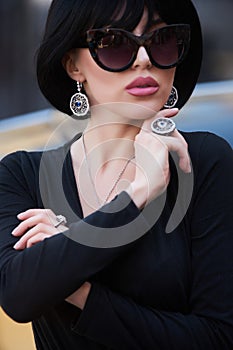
left=83, top=121, right=138, bottom=165
left=82, top=104, right=145, bottom=163
left=71, top=101, right=156, bottom=166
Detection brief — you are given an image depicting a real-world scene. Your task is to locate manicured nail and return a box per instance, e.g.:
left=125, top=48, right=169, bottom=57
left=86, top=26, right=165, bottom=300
left=13, top=242, right=20, bottom=249
left=11, top=228, right=17, bottom=236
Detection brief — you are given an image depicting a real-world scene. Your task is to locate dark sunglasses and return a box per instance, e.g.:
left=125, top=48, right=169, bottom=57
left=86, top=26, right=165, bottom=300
left=84, top=24, right=190, bottom=72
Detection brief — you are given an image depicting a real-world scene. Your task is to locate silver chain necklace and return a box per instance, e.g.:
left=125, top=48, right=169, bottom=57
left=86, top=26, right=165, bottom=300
left=82, top=135, right=134, bottom=207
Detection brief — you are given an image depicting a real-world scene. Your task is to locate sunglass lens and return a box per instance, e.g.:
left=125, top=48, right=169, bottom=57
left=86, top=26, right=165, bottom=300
left=150, top=27, right=185, bottom=67
left=94, top=32, right=135, bottom=71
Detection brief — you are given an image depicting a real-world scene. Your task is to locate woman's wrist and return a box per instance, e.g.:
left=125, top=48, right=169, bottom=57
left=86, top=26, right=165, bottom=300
left=125, top=182, right=147, bottom=209
left=66, top=282, right=91, bottom=310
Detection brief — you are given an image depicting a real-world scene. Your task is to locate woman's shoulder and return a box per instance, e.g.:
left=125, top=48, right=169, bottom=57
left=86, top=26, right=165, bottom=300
left=0, top=143, right=69, bottom=175
left=1, top=140, right=73, bottom=164
left=180, top=130, right=232, bottom=148
left=182, top=132, right=233, bottom=196
left=0, top=132, right=82, bottom=172
left=180, top=130, right=232, bottom=165
left=0, top=150, right=42, bottom=171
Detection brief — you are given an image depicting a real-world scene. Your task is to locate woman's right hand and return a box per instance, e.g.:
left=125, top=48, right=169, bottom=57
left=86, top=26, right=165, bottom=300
left=127, top=108, right=191, bottom=209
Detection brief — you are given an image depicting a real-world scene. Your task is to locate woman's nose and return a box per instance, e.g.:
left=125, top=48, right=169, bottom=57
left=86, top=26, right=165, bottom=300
left=132, top=46, right=152, bottom=69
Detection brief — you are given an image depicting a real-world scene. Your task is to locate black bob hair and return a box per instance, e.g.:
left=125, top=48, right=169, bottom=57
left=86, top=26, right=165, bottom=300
left=37, top=0, right=202, bottom=115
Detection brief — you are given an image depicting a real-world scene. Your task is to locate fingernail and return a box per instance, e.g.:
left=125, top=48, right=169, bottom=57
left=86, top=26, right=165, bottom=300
left=169, top=108, right=179, bottom=113
left=13, top=242, right=20, bottom=249
left=11, top=229, right=17, bottom=236
left=11, top=226, right=19, bottom=235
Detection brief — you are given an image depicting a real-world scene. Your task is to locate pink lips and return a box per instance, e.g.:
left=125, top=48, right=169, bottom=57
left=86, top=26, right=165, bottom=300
left=126, top=76, right=159, bottom=96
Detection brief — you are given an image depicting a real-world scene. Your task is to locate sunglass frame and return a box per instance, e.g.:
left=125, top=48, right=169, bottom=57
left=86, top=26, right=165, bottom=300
left=85, top=24, right=191, bottom=72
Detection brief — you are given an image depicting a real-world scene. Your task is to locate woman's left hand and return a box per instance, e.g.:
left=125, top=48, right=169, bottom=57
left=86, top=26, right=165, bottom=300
left=12, top=208, right=68, bottom=250
left=12, top=208, right=91, bottom=309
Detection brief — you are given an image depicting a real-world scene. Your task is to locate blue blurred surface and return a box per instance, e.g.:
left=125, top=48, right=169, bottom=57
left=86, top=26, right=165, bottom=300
left=175, top=80, right=233, bottom=147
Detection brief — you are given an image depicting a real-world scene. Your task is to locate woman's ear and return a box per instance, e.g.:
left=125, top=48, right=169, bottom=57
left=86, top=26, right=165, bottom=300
left=62, top=50, right=85, bottom=82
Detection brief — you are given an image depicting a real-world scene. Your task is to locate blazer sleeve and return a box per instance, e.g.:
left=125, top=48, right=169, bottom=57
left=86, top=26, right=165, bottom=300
left=0, top=152, right=149, bottom=323
left=71, top=134, right=233, bottom=350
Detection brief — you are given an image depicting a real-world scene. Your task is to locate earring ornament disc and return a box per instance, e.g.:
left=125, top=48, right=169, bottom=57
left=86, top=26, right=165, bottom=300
left=70, top=92, right=89, bottom=117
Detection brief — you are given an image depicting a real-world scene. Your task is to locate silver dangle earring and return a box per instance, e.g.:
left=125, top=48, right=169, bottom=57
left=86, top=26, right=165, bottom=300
left=70, top=81, right=90, bottom=118
left=164, top=86, right=178, bottom=108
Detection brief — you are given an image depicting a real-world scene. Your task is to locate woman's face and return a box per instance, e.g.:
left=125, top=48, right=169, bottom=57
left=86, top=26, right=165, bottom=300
left=66, top=9, right=176, bottom=119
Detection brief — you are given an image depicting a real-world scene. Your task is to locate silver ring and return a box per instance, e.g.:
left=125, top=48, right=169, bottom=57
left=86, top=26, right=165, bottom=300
left=151, top=117, right=176, bottom=136
left=54, top=215, right=67, bottom=228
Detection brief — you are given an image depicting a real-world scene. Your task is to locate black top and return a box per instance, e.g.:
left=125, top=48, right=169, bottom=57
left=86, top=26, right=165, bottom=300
left=0, top=132, right=233, bottom=350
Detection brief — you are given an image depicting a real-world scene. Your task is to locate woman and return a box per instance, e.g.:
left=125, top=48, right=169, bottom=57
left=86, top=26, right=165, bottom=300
left=0, top=0, right=233, bottom=349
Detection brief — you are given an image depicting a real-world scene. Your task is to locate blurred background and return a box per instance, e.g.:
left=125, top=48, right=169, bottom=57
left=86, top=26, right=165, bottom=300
left=0, top=1, right=233, bottom=349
